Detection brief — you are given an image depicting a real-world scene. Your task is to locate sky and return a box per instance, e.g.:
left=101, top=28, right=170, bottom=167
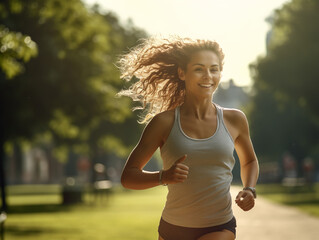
left=84, top=0, right=290, bottom=86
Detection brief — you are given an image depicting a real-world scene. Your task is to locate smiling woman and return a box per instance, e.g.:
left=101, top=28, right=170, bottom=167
left=178, top=50, right=221, bottom=101
left=118, top=36, right=224, bottom=123
left=118, top=36, right=259, bottom=240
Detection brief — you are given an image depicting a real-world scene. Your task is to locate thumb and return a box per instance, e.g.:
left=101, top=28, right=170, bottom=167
left=236, top=191, right=245, bottom=201
left=175, top=154, right=187, bottom=164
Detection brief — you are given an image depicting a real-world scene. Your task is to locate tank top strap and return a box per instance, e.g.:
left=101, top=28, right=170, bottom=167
left=213, top=103, right=222, bottom=121
left=214, top=103, right=234, bottom=144
left=175, top=106, right=180, bottom=124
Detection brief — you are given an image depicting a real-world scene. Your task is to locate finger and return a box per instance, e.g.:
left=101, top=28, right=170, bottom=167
left=175, top=168, right=189, bottom=175
left=172, top=175, right=187, bottom=183
left=176, top=176, right=187, bottom=182
left=241, top=195, right=252, bottom=205
left=236, top=195, right=253, bottom=208
left=240, top=200, right=253, bottom=209
left=176, top=164, right=189, bottom=171
left=242, top=202, right=255, bottom=211
left=240, top=198, right=255, bottom=209
left=235, top=191, right=245, bottom=201
left=175, top=172, right=188, bottom=178
left=175, top=154, right=187, bottom=164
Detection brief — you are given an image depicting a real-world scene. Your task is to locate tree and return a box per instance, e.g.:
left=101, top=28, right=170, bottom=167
left=0, top=0, right=147, bottom=209
left=249, top=0, right=319, bottom=177
left=253, top=0, right=319, bottom=119
left=0, top=25, right=38, bottom=79
left=0, top=25, right=38, bottom=211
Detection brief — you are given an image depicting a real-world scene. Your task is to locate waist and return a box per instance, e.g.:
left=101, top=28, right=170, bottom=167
left=162, top=182, right=233, bottom=227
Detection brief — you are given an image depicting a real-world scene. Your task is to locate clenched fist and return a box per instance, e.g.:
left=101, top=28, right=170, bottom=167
left=235, top=190, right=255, bottom=211
left=162, top=155, right=189, bottom=184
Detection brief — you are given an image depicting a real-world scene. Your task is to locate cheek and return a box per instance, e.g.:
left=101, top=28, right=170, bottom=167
left=213, top=73, right=221, bottom=81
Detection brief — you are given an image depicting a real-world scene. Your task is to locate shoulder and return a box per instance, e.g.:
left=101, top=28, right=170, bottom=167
left=222, top=107, right=247, bottom=122
left=221, top=107, right=249, bottom=132
left=149, top=109, right=175, bottom=129
left=141, top=109, right=175, bottom=145
left=152, top=109, right=175, bottom=125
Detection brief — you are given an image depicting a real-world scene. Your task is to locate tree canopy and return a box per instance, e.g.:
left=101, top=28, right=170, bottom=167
left=0, top=0, right=148, bottom=211
left=249, top=0, right=319, bottom=167
left=0, top=0, right=147, bottom=155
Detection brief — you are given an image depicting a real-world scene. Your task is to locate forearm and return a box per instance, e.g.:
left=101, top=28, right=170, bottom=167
left=121, top=168, right=161, bottom=190
left=240, top=159, right=259, bottom=188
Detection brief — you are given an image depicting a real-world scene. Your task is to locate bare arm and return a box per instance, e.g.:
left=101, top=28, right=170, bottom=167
left=121, top=115, right=166, bottom=190
left=121, top=112, right=189, bottom=190
left=226, top=109, right=259, bottom=211
left=234, top=111, right=259, bottom=189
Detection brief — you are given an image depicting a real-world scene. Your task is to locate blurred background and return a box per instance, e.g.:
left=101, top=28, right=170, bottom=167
left=0, top=0, right=318, bottom=239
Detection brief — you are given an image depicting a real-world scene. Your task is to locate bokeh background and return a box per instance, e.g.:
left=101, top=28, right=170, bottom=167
left=0, top=0, right=318, bottom=239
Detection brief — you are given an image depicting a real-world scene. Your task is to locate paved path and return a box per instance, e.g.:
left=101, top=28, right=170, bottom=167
left=230, top=186, right=319, bottom=240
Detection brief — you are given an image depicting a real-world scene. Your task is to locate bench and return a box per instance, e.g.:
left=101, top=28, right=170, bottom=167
left=0, top=212, right=7, bottom=240
left=92, top=180, right=113, bottom=203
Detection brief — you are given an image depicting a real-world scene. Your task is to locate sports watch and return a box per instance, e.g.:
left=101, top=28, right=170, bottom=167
left=243, top=187, right=257, bottom=198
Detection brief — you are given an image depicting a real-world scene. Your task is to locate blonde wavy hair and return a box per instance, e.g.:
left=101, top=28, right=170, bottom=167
left=117, top=36, right=224, bottom=123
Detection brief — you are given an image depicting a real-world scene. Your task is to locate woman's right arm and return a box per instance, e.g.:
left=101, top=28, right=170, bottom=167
left=121, top=113, right=189, bottom=190
left=121, top=114, right=168, bottom=190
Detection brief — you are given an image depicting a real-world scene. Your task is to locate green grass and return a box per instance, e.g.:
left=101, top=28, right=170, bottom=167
left=3, top=183, right=319, bottom=240
left=4, top=185, right=168, bottom=240
left=257, top=183, right=319, bottom=217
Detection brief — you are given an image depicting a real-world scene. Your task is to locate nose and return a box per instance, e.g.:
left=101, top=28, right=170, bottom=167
left=204, top=69, right=212, bottom=79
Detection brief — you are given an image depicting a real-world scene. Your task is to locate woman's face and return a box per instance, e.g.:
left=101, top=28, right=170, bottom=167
left=178, top=50, right=221, bottom=99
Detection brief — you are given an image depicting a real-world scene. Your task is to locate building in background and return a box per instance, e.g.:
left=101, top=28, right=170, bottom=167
left=214, top=79, right=250, bottom=109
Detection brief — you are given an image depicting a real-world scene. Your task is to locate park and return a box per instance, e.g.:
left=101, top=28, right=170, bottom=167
left=1, top=0, right=319, bottom=239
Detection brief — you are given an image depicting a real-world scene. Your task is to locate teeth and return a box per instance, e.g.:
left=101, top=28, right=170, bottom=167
left=199, top=84, right=213, bottom=88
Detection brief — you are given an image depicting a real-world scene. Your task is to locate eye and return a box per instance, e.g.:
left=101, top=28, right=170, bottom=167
left=195, top=68, right=203, bottom=72
left=210, top=68, right=219, bottom=72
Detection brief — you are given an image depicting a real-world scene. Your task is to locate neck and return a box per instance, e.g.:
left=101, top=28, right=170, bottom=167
left=181, top=95, right=216, bottom=120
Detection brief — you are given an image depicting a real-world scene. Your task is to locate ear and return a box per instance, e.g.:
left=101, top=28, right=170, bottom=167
left=178, top=67, right=186, bottom=81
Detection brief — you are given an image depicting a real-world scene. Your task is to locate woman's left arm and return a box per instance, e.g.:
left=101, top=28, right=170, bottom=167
left=233, top=110, right=259, bottom=211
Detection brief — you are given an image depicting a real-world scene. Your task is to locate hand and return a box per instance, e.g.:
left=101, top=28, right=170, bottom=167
left=235, top=190, right=255, bottom=211
left=162, top=155, right=189, bottom=184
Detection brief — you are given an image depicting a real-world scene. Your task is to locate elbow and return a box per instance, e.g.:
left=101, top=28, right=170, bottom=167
left=121, top=170, right=133, bottom=189
left=121, top=173, right=129, bottom=189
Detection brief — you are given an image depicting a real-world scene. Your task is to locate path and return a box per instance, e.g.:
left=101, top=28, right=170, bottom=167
left=230, top=186, right=319, bottom=240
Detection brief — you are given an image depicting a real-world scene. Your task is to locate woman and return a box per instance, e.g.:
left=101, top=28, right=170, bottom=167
left=119, top=36, right=259, bottom=240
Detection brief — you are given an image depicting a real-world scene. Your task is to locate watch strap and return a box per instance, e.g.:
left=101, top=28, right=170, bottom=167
left=243, top=187, right=257, bottom=198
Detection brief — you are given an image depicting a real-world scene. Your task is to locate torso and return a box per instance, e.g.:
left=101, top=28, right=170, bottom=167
left=158, top=104, right=240, bottom=149
left=159, top=103, right=236, bottom=227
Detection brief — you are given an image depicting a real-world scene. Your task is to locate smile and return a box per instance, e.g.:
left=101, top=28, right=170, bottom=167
left=198, top=83, right=214, bottom=88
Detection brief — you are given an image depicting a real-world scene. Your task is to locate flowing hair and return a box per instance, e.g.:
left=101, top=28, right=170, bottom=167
left=117, top=36, right=224, bottom=123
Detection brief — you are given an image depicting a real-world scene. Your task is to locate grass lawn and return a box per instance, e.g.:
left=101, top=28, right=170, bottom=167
left=2, top=183, right=319, bottom=240
left=256, top=183, right=319, bottom=217
left=4, top=185, right=168, bottom=240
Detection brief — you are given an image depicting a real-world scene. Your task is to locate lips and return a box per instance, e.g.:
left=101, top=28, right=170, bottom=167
left=198, top=83, right=214, bottom=88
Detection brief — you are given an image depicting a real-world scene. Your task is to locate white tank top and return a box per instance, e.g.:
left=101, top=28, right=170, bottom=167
left=160, top=104, right=235, bottom=227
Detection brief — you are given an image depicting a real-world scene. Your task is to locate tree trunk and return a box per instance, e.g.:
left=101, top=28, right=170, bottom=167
left=0, top=134, right=7, bottom=212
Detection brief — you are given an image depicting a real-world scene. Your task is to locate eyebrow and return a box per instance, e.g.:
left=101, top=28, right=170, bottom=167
left=191, top=63, right=219, bottom=67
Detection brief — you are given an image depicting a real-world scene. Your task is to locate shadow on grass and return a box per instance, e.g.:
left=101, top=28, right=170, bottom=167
left=5, top=225, right=78, bottom=237
left=5, top=225, right=57, bottom=236
left=284, top=199, right=319, bottom=205
left=8, top=204, right=72, bottom=214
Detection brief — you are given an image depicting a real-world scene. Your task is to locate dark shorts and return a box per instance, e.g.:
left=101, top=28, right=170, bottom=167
left=158, top=216, right=237, bottom=240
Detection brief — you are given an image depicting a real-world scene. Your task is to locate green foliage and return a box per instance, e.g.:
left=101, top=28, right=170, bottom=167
left=249, top=0, right=319, bottom=165
left=255, top=0, right=319, bottom=118
left=0, top=25, right=37, bottom=78
left=0, top=0, right=147, bottom=158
